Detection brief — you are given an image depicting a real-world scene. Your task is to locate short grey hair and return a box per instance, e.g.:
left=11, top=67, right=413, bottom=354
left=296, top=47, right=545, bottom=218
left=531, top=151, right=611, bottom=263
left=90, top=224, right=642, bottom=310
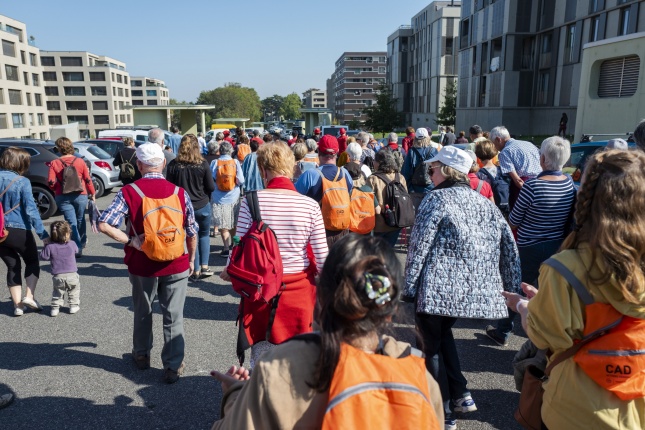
left=215, top=132, right=224, bottom=141
left=540, top=136, right=571, bottom=170
left=208, top=141, right=220, bottom=155
left=388, top=132, right=398, bottom=143
left=346, top=142, right=362, bottom=162
left=148, top=128, right=165, bottom=146
left=375, top=148, right=399, bottom=173
left=305, top=139, right=317, bottom=152
left=356, top=131, right=370, bottom=146
left=489, top=126, right=510, bottom=142
left=219, top=141, right=233, bottom=156
left=634, top=119, right=645, bottom=151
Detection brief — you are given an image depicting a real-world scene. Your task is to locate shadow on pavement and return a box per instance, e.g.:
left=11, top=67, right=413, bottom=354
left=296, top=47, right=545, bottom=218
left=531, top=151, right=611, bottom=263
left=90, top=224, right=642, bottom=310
left=112, top=296, right=238, bottom=321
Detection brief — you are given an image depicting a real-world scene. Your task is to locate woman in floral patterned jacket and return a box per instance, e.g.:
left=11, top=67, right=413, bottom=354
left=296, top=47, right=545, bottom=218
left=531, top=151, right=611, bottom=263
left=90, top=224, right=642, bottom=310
left=403, top=146, right=521, bottom=430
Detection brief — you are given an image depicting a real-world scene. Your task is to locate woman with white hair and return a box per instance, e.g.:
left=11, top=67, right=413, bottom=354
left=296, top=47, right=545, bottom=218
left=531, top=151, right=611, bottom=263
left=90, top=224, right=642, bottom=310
left=303, top=139, right=319, bottom=165
left=346, top=142, right=371, bottom=178
left=486, top=136, right=576, bottom=346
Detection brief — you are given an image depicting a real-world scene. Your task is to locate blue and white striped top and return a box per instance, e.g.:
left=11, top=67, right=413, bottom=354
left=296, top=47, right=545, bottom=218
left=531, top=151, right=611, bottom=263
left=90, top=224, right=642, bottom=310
left=509, top=177, right=576, bottom=246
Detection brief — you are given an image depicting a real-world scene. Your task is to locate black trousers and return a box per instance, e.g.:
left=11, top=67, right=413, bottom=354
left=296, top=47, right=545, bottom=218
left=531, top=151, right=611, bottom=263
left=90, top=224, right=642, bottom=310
left=0, top=227, right=40, bottom=286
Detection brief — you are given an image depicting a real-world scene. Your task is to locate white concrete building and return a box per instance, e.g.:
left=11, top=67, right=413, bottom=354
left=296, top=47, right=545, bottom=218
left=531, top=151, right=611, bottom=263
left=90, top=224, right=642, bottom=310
left=130, top=76, right=169, bottom=107
left=302, top=88, right=327, bottom=109
left=40, top=51, right=133, bottom=138
left=0, top=15, right=48, bottom=139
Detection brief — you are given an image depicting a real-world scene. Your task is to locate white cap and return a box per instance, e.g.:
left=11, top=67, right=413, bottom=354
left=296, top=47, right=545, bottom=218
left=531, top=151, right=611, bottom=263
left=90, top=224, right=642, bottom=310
left=425, top=146, right=473, bottom=174
left=415, top=128, right=429, bottom=139
left=136, top=143, right=165, bottom=166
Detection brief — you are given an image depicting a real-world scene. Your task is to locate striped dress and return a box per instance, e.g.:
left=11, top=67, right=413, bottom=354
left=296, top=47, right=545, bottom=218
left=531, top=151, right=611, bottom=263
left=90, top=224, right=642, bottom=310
left=509, top=177, right=576, bottom=247
left=235, top=190, right=328, bottom=274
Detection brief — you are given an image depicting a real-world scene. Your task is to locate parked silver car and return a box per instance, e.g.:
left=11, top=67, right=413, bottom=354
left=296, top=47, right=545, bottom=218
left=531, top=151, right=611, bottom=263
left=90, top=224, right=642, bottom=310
left=71, top=142, right=122, bottom=197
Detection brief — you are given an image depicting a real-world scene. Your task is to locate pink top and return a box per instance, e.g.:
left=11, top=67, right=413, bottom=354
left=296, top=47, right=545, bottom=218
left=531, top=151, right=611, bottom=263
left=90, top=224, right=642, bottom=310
left=234, top=190, right=328, bottom=274
left=468, top=173, right=494, bottom=200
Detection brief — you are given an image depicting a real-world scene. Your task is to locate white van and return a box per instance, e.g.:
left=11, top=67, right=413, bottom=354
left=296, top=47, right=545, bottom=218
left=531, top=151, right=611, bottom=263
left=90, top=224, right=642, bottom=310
left=98, top=129, right=171, bottom=145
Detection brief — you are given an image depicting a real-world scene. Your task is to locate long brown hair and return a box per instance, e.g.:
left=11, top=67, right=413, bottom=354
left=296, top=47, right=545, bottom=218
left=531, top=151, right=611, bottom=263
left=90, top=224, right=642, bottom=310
left=310, top=235, right=401, bottom=392
left=561, top=149, right=645, bottom=304
left=176, top=134, right=204, bottom=165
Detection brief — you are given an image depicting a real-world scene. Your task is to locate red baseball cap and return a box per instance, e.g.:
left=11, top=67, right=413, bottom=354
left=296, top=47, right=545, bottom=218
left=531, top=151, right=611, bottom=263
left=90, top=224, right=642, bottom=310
left=314, top=128, right=321, bottom=134
left=339, top=128, right=346, bottom=135
left=223, top=130, right=230, bottom=136
left=318, top=135, right=339, bottom=155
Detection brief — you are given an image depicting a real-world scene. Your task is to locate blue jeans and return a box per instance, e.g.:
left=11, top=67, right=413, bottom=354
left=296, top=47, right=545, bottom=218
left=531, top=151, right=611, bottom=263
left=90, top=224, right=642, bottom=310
left=496, top=239, right=563, bottom=338
left=193, top=204, right=212, bottom=268
left=55, top=193, right=88, bottom=250
left=375, top=229, right=400, bottom=247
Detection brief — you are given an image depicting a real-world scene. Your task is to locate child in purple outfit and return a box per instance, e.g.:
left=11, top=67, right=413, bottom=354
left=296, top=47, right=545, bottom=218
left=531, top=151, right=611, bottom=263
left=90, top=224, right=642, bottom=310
left=40, top=221, right=80, bottom=317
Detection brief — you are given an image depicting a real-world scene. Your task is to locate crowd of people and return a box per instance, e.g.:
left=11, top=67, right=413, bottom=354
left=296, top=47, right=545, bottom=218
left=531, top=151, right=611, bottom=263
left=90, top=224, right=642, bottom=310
left=2, top=120, right=645, bottom=429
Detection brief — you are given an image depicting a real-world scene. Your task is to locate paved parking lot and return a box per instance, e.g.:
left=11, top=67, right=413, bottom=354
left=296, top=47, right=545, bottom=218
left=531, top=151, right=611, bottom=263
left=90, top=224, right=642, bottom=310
left=0, top=191, right=524, bottom=429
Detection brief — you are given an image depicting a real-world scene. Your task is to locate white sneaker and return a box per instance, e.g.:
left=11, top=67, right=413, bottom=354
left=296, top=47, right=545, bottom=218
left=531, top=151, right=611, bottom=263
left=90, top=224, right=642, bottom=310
left=21, top=297, right=42, bottom=311
left=13, top=307, right=23, bottom=316
left=69, top=305, right=80, bottom=314
left=453, top=395, right=477, bottom=413
left=50, top=308, right=59, bottom=317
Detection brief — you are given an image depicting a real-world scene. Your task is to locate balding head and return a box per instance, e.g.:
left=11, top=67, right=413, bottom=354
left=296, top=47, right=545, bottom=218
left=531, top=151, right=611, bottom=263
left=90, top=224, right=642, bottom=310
left=148, top=128, right=165, bottom=147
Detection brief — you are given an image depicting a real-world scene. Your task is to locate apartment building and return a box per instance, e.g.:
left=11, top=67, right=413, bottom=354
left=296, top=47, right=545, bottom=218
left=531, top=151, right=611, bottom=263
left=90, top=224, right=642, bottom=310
left=40, top=51, right=133, bottom=138
left=455, top=0, right=645, bottom=137
left=387, top=2, right=461, bottom=128
left=331, top=52, right=387, bottom=123
left=301, top=88, right=327, bottom=109
left=130, top=76, right=169, bottom=106
left=0, top=16, right=48, bottom=139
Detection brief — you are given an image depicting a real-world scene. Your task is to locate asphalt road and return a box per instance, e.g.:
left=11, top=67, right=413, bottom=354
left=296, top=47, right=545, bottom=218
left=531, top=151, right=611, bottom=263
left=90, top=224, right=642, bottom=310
left=0, top=190, right=524, bottom=429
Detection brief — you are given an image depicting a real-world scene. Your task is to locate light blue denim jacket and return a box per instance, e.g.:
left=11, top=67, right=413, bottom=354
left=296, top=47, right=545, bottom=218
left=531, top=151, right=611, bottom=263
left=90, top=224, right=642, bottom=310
left=0, top=170, right=48, bottom=239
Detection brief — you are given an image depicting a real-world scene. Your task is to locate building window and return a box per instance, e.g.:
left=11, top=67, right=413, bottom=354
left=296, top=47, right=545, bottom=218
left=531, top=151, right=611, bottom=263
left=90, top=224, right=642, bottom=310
left=0, top=89, right=4, bottom=104
left=65, top=101, right=87, bottom=110
left=64, top=87, right=86, bottom=96
left=2, top=40, right=15, bottom=57
left=89, top=72, right=105, bottom=81
left=131, top=80, right=142, bottom=87
left=23, top=72, right=29, bottom=85
left=132, top=90, right=143, bottom=97
left=146, top=89, right=157, bottom=96
left=127, top=114, right=131, bottom=122
left=12, top=113, right=24, bottom=128
left=91, top=86, right=107, bottom=96
left=43, top=71, right=57, bottom=81
left=590, top=16, right=601, bottom=42
left=47, top=101, right=61, bottom=110
left=32, top=73, right=40, bottom=86
left=48, top=116, right=63, bottom=125
left=620, top=8, right=631, bottom=36
left=120, top=114, right=126, bottom=123
left=117, top=74, right=123, bottom=83
left=5, top=65, right=19, bottom=81
left=132, top=100, right=144, bottom=106
left=60, top=56, right=83, bottom=66
left=44, top=86, right=59, bottom=96
left=92, top=101, right=108, bottom=110
left=118, top=101, right=124, bottom=109
left=564, top=25, right=576, bottom=63
left=118, top=87, right=124, bottom=97
left=0, top=114, right=6, bottom=129
left=29, top=53, right=37, bottom=66
left=124, top=76, right=128, bottom=85
left=537, top=71, right=550, bottom=105
left=35, top=93, right=42, bottom=106
left=93, top=115, right=110, bottom=124
left=62, top=72, right=84, bottom=81
left=20, top=51, right=26, bottom=65
left=111, top=72, right=115, bottom=82
left=112, top=87, right=116, bottom=96
left=67, top=115, right=89, bottom=124
left=598, top=55, right=639, bottom=98
left=40, top=56, right=55, bottom=66
left=147, top=100, right=158, bottom=105
left=26, top=93, right=31, bottom=106
left=37, top=113, right=44, bottom=125
left=8, top=89, right=21, bottom=105
left=460, top=19, right=471, bottom=49
left=539, top=33, right=552, bottom=68
left=589, top=0, right=604, bottom=13
left=125, top=89, right=129, bottom=97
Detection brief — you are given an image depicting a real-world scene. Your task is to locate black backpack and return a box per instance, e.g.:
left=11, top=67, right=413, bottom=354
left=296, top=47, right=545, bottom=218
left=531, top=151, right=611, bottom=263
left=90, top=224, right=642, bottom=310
left=61, top=158, right=84, bottom=194
left=373, top=172, right=415, bottom=228
left=477, top=168, right=510, bottom=216
left=362, top=155, right=375, bottom=173
left=410, top=147, right=437, bottom=187
left=119, top=150, right=137, bottom=181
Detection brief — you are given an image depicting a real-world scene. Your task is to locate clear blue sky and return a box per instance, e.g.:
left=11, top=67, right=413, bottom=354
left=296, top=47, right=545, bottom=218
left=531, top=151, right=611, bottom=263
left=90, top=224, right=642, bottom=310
left=3, top=0, right=433, bottom=101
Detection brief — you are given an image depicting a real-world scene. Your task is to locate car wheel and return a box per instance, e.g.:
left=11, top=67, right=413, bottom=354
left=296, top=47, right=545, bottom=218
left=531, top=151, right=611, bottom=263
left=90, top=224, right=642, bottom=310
left=93, top=176, right=105, bottom=198
left=32, top=186, right=57, bottom=220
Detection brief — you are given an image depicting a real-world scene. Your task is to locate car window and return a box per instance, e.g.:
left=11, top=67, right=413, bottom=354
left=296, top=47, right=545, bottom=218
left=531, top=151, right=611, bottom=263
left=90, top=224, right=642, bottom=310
left=86, top=145, right=112, bottom=160
left=136, top=134, right=147, bottom=141
left=1, top=145, right=39, bottom=156
left=98, top=142, right=119, bottom=156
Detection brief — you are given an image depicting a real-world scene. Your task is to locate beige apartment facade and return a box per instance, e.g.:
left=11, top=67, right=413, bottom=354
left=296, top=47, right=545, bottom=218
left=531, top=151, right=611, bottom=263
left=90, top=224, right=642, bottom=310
left=130, top=76, right=170, bottom=107
left=302, top=88, right=327, bottom=109
left=0, top=16, right=48, bottom=139
left=40, top=51, right=133, bottom=138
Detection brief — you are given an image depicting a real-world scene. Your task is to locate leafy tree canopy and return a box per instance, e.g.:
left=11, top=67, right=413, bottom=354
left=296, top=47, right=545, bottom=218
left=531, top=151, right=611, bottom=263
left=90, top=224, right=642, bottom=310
left=280, top=93, right=302, bottom=120
left=363, top=84, right=404, bottom=136
left=435, top=79, right=457, bottom=127
left=196, top=83, right=262, bottom=123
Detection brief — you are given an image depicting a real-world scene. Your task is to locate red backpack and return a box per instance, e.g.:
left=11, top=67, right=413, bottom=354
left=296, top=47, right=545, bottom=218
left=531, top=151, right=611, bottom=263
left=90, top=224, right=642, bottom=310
left=226, top=191, right=284, bottom=303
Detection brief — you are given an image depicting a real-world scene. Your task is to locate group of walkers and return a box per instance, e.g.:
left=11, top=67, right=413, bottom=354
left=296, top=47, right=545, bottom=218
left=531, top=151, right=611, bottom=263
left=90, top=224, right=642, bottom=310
left=2, top=120, right=645, bottom=429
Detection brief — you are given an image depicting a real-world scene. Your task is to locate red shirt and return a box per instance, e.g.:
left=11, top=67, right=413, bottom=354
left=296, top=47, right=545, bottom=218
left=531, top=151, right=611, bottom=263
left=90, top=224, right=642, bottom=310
left=287, top=138, right=296, bottom=146
left=251, top=137, right=264, bottom=146
left=468, top=173, right=493, bottom=200
left=402, top=133, right=414, bottom=153
left=337, top=135, right=348, bottom=153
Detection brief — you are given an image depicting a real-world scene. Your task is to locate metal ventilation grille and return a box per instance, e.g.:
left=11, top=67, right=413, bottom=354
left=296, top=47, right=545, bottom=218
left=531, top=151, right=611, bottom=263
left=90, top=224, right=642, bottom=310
left=598, top=55, right=640, bottom=98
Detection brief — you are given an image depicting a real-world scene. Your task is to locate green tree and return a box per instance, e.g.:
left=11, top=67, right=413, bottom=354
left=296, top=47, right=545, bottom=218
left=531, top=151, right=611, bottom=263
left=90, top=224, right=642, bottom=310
left=280, top=93, right=302, bottom=120
left=363, top=84, right=404, bottom=136
left=196, top=82, right=262, bottom=123
left=261, top=95, right=284, bottom=122
left=347, top=119, right=362, bottom=130
left=435, top=79, right=457, bottom=127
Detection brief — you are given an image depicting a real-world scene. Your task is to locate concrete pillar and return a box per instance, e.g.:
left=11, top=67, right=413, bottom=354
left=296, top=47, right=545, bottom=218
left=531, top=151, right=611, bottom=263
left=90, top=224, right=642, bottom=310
left=201, top=112, right=206, bottom=134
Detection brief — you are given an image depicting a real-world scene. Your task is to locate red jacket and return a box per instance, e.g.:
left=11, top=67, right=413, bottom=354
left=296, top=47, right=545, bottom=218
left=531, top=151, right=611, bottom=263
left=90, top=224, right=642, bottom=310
left=402, top=133, right=414, bottom=153
left=337, top=135, right=348, bottom=153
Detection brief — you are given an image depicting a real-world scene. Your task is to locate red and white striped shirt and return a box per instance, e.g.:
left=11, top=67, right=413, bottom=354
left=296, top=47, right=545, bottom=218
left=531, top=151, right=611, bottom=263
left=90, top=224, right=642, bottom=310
left=235, top=191, right=328, bottom=274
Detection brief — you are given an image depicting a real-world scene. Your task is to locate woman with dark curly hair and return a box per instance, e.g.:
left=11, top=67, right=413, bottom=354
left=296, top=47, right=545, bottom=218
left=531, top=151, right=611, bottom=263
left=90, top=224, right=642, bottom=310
left=166, top=134, right=216, bottom=280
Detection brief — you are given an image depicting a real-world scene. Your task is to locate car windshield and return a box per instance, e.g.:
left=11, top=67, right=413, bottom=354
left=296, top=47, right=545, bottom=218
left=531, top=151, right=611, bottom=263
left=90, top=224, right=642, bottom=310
left=86, top=145, right=112, bottom=160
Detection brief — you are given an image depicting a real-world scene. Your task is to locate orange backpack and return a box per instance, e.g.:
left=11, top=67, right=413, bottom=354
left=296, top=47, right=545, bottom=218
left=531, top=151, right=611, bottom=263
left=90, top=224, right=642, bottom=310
left=130, top=183, right=185, bottom=262
left=545, top=258, right=645, bottom=401
left=236, top=144, right=251, bottom=162
left=321, top=342, right=440, bottom=430
left=216, top=159, right=236, bottom=191
left=318, top=168, right=350, bottom=231
left=349, top=187, right=375, bottom=234
left=304, top=154, right=319, bottom=165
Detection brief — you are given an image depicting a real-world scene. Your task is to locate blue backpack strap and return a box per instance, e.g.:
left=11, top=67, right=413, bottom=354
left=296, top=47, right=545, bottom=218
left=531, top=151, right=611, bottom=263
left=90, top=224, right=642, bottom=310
left=543, top=258, right=595, bottom=305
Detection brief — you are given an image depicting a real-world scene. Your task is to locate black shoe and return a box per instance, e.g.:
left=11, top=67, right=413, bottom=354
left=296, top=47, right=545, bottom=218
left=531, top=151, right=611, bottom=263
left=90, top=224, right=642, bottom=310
left=220, top=249, right=229, bottom=258
left=189, top=273, right=201, bottom=282
left=200, top=268, right=214, bottom=278
left=485, top=325, right=508, bottom=347
left=132, top=353, right=150, bottom=370
left=163, top=362, right=185, bottom=384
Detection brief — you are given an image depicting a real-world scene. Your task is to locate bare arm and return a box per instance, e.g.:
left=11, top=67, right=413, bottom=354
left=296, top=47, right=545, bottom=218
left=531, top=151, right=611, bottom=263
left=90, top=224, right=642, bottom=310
left=186, top=235, right=196, bottom=274
left=508, top=171, right=524, bottom=188
left=98, top=222, right=133, bottom=247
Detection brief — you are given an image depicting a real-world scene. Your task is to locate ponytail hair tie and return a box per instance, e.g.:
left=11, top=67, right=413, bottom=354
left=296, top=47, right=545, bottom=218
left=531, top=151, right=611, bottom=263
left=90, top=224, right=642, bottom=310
left=364, top=272, right=392, bottom=306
